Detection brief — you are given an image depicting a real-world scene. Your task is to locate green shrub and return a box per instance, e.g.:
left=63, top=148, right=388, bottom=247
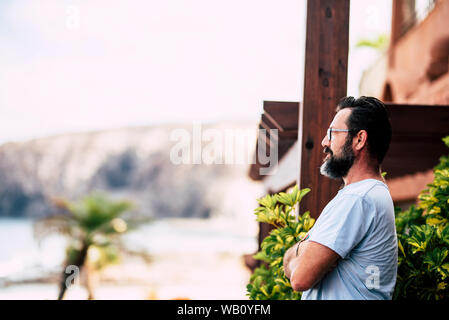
left=394, top=136, right=449, bottom=300
left=246, top=186, right=315, bottom=300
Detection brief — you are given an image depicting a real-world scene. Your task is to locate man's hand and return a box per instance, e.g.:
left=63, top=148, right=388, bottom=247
left=283, top=241, right=306, bottom=279
left=283, top=240, right=340, bottom=292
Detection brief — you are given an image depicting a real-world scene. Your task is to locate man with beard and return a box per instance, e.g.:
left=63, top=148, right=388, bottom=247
left=283, top=96, right=398, bottom=300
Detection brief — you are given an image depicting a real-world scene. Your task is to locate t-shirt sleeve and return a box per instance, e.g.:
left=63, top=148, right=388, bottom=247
left=308, top=194, right=375, bottom=259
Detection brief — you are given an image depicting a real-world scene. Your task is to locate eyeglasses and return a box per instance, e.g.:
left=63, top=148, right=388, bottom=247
left=326, top=128, right=352, bottom=141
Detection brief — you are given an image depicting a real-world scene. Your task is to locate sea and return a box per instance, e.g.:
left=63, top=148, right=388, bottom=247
left=0, top=217, right=258, bottom=299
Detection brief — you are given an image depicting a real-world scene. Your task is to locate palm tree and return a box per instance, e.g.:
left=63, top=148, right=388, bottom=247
left=34, top=192, right=148, bottom=300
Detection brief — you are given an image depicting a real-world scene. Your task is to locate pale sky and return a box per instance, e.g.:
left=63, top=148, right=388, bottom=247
left=0, top=0, right=391, bottom=145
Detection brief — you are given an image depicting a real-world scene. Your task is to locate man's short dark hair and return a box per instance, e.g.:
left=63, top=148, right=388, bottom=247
left=336, top=96, right=392, bottom=164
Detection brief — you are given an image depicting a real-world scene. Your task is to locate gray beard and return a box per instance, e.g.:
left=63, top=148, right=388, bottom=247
left=319, top=143, right=355, bottom=180
left=320, top=159, right=343, bottom=180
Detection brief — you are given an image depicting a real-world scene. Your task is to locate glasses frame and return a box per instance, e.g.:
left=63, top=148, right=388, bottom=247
left=327, top=128, right=353, bottom=141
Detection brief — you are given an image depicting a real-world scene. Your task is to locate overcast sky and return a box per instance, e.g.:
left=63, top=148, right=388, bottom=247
left=0, top=0, right=391, bottom=145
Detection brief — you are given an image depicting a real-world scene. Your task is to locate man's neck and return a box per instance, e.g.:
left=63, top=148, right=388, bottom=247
left=342, top=160, right=383, bottom=187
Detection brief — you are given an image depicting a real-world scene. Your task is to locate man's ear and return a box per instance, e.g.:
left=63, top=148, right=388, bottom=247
left=354, top=130, right=368, bottom=151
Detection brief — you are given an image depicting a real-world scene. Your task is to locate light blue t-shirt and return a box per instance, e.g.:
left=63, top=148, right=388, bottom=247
left=301, top=179, right=398, bottom=300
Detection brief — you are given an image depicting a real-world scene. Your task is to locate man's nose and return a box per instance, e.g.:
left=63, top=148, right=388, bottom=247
left=321, top=134, right=329, bottom=148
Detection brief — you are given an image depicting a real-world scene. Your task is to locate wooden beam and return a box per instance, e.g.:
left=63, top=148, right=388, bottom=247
left=248, top=102, right=299, bottom=181
left=298, top=0, right=350, bottom=219
left=389, top=0, right=403, bottom=68
left=251, top=101, right=449, bottom=189
left=263, top=142, right=299, bottom=193
left=263, top=101, right=299, bottom=131
left=383, top=103, right=449, bottom=178
left=391, top=0, right=405, bottom=48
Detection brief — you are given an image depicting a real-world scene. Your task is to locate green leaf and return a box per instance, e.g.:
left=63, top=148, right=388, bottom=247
left=398, top=239, right=406, bottom=257
left=443, top=136, right=449, bottom=148
left=248, top=185, right=315, bottom=300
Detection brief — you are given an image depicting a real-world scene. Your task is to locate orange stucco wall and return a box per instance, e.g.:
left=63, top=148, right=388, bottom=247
left=384, top=0, right=449, bottom=104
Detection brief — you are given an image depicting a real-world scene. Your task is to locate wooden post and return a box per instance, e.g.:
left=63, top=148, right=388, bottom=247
left=298, top=0, right=350, bottom=219
left=390, top=0, right=405, bottom=68
left=391, top=0, right=406, bottom=47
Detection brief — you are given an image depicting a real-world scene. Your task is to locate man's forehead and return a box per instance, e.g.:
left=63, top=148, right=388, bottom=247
left=330, top=108, right=351, bottom=128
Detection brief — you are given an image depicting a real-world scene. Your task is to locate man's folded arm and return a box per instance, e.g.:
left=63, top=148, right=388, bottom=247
left=285, top=240, right=340, bottom=292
